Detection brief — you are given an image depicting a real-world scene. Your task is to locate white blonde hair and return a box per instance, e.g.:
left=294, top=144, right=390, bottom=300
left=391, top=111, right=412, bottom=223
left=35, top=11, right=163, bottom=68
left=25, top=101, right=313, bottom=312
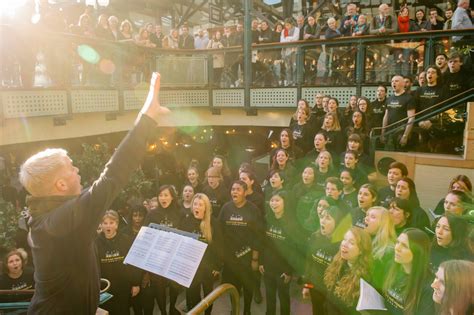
left=19, top=148, right=69, bottom=196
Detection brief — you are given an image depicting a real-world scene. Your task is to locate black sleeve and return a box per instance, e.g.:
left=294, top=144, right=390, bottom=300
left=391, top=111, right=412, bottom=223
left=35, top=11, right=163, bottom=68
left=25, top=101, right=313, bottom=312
left=406, top=94, right=416, bottom=112
left=43, top=115, right=157, bottom=237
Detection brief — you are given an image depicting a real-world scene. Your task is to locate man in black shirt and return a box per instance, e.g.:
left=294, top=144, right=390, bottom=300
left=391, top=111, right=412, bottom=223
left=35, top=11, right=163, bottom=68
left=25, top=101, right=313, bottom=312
left=178, top=25, right=195, bottom=49
left=414, top=65, right=446, bottom=150
left=382, top=75, right=416, bottom=150
left=371, top=85, right=387, bottom=129
left=443, top=52, right=472, bottom=98
left=219, top=180, right=261, bottom=315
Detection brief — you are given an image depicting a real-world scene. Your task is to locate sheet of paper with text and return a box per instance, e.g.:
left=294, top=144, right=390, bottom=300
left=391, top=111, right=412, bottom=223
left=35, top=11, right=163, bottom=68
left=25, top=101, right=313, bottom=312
left=124, top=226, right=208, bottom=288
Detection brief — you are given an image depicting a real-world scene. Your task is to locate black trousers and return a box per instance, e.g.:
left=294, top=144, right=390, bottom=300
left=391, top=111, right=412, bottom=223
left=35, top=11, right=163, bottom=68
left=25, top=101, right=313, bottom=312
left=263, top=270, right=290, bottom=315
left=222, top=261, right=254, bottom=314
left=186, top=269, right=215, bottom=314
left=142, top=275, right=180, bottom=315
left=310, top=288, right=327, bottom=315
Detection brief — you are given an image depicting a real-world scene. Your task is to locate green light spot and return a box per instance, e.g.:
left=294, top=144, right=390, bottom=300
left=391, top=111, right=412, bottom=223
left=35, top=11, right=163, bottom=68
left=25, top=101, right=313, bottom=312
left=77, top=45, right=100, bottom=64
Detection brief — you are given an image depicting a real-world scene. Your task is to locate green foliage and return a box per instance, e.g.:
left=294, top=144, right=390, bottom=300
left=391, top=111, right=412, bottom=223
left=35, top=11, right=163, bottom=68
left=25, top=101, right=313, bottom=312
left=0, top=198, right=19, bottom=250
left=72, top=142, right=111, bottom=187
left=72, top=141, right=152, bottom=206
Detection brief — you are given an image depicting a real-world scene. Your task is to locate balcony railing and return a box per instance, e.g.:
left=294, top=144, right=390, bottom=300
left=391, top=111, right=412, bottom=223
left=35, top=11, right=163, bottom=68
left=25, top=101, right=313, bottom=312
left=1, top=26, right=473, bottom=155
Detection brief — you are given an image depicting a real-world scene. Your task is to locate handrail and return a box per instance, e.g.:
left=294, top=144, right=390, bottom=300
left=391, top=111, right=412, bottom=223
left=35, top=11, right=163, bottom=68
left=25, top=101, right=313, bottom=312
left=370, top=87, right=474, bottom=139
left=1, top=24, right=473, bottom=54
left=185, top=283, right=239, bottom=315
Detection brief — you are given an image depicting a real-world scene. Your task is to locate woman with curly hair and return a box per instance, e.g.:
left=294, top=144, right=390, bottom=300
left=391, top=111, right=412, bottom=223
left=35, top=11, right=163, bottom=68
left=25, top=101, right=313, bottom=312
left=323, top=227, right=373, bottom=314
left=383, top=228, right=434, bottom=315
left=302, top=204, right=351, bottom=315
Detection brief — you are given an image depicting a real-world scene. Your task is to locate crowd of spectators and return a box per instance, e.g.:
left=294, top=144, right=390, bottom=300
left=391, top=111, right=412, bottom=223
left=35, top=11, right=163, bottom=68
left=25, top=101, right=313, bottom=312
left=1, top=1, right=473, bottom=88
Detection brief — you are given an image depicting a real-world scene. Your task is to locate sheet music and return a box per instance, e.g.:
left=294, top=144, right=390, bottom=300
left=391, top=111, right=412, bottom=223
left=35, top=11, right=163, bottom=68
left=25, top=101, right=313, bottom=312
left=124, top=227, right=207, bottom=288
left=356, top=278, right=387, bottom=311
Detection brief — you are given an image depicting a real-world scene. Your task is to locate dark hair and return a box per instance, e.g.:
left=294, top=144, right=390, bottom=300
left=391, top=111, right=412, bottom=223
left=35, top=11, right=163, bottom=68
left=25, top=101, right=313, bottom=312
left=239, top=162, right=254, bottom=174
left=240, top=170, right=257, bottom=188
left=315, top=131, right=328, bottom=141
left=389, top=197, right=413, bottom=222
left=389, top=161, right=408, bottom=177
left=359, top=184, right=378, bottom=202
left=271, top=148, right=290, bottom=171
left=157, top=185, right=178, bottom=209
left=349, top=110, right=368, bottom=134
left=415, top=9, right=426, bottom=20
left=434, top=213, right=470, bottom=250
left=279, top=128, right=294, bottom=147
left=344, top=149, right=359, bottom=160
left=270, top=189, right=289, bottom=206
left=424, top=65, right=442, bottom=83
left=435, top=52, right=447, bottom=59
left=378, top=85, right=387, bottom=93
left=347, top=133, right=364, bottom=153
left=232, top=179, right=248, bottom=191
left=397, top=177, right=421, bottom=208
left=326, top=176, right=343, bottom=191
left=447, top=189, right=471, bottom=206
left=384, top=228, right=431, bottom=314
left=130, top=204, right=148, bottom=217
left=328, top=97, right=340, bottom=108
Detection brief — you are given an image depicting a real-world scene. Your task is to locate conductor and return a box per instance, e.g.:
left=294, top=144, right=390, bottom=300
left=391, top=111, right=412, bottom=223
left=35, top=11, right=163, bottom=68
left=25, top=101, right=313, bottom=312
left=19, top=73, right=169, bottom=314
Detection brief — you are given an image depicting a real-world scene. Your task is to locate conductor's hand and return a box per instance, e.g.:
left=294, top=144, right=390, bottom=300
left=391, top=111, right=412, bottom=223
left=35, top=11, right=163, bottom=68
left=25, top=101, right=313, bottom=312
left=140, top=72, right=170, bottom=123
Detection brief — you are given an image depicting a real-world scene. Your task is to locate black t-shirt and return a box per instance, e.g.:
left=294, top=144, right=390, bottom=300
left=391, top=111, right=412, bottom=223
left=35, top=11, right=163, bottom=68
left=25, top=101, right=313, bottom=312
left=290, top=122, right=315, bottom=154
left=414, top=84, right=445, bottom=113
left=443, top=69, right=471, bottom=98
left=371, top=98, right=387, bottom=128
left=218, top=201, right=262, bottom=264
left=386, top=92, right=415, bottom=129
left=378, top=185, right=395, bottom=207
left=0, top=267, right=34, bottom=302
left=202, top=184, right=230, bottom=218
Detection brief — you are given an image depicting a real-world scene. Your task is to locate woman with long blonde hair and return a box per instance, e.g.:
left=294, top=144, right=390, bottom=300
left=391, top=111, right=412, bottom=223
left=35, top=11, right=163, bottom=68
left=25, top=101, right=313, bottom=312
left=364, top=206, right=397, bottom=290
left=323, top=227, right=372, bottom=314
left=180, top=193, right=221, bottom=314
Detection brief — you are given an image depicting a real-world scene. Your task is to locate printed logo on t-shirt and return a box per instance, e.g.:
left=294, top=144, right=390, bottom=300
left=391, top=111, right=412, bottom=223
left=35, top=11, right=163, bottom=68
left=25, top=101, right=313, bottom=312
left=266, top=225, right=286, bottom=241
left=101, top=249, right=125, bottom=263
left=226, top=214, right=248, bottom=226
left=11, top=281, right=32, bottom=291
left=387, top=100, right=402, bottom=109
left=312, top=248, right=333, bottom=266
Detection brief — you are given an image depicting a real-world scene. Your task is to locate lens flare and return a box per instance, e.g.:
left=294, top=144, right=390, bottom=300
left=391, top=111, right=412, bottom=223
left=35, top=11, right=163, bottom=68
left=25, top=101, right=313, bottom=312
left=99, top=59, right=115, bottom=74
left=77, top=45, right=100, bottom=64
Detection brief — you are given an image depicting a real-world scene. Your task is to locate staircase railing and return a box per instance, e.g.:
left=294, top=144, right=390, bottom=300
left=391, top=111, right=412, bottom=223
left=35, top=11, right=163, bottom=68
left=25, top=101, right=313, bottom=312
left=369, top=87, right=474, bottom=155
left=186, top=283, right=240, bottom=315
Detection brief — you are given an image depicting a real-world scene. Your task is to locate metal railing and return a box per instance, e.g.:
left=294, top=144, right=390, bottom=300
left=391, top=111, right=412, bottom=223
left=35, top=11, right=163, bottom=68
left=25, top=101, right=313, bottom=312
left=186, top=283, right=240, bottom=315
left=369, top=87, right=474, bottom=155
left=1, top=25, right=473, bottom=93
